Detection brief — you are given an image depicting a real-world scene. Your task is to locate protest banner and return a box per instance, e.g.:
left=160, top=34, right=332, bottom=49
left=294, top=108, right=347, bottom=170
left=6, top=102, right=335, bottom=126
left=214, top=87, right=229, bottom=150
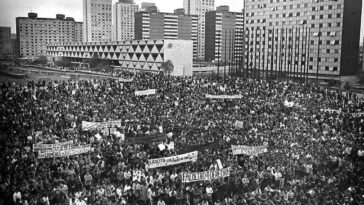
left=320, top=109, right=342, bottom=114
left=181, top=167, right=230, bottom=183
left=205, top=94, right=242, bottom=99
left=231, top=144, right=268, bottom=156
left=148, top=151, right=198, bottom=169
left=32, top=140, right=74, bottom=152
left=82, top=120, right=122, bottom=131
left=234, top=120, right=244, bottom=129
left=284, top=101, right=295, bottom=108
left=123, top=134, right=167, bottom=145
left=118, top=77, right=134, bottom=83
left=135, top=89, right=156, bottom=96
left=351, top=112, right=364, bottom=117
left=179, top=141, right=219, bottom=154
left=38, top=145, right=92, bottom=159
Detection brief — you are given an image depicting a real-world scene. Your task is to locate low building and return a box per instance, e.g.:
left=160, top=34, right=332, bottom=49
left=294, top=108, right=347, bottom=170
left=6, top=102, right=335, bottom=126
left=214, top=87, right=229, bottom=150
left=46, top=39, right=193, bottom=76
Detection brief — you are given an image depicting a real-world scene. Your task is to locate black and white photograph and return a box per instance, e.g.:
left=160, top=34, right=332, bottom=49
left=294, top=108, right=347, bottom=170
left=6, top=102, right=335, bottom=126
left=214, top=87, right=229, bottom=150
left=0, top=0, right=364, bottom=204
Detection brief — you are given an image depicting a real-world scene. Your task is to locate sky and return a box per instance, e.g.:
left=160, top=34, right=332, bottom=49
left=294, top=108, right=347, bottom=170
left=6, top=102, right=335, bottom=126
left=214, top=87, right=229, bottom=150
left=0, top=0, right=363, bottom=43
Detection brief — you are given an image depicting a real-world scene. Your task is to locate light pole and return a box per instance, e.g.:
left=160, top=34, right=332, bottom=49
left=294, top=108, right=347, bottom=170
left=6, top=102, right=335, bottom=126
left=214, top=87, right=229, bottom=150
left=315, top=28, right=321, bottom=84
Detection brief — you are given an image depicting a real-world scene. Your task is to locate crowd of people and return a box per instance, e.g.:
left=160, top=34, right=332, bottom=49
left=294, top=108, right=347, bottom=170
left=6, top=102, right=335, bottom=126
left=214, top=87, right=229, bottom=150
left=0, top=72, right=363, bottom=205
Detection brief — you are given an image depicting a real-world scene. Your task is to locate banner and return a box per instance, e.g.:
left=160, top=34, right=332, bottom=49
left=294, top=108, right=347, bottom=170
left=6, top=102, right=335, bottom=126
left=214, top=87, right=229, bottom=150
left=232, top=144, right=268, bottom=156
left=234, top=120, right=244, bottom=128
left=320, top=109, right=341, bottom=114
left=82, top=120, right=122, bottom=131
left=135, top=89, right=156, bottom=96
left=118, top=77, right=134, bottom=83
left=33, top=140, right=74, bottom=152
left=351, top=112, right=364, bottom=117
left=38, top=145, right=92, bottom=159
left=284, top=101, right=295, bottom=108
left=124, top=134, right=167, bottom=145
left=179, top=141, right=219, bottom=154
left=148, top=151, right=198, bottom=169
left=205, top=94, right=242, bottom=99
left=181, top=167, right=230, bottom=183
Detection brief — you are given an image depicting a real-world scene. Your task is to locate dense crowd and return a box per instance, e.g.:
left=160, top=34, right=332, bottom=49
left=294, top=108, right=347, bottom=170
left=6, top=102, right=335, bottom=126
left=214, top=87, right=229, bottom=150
left=0, top=72, right=363, bottom=205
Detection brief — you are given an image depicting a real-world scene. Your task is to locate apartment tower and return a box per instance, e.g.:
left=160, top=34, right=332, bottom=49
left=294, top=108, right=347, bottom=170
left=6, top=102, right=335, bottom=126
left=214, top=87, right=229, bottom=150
left=135, top=9, right=198, bottom=60
left=112, top=0, right=139, bottom=41
left=244, top=0, right=362, bottom=78
left=16, top=13, right=83, bottom=58
left=184, top=0, right=215, bottom=61
left=205, top=6, right=244, bottom=64
left=83, top=0, right=112, bottom=42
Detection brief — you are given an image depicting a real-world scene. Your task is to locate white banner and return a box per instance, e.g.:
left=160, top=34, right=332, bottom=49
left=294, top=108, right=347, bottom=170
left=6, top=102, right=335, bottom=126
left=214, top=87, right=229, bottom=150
left=33, top=140, right=74, bottom=152
left=320, top=109, right=342, bottom=114
left=148, top=151, right=198, bottom=169
left=82, top=120, right=122, bottom=131
left=234, top=120, right=244, bottom=128
left=135, top=89, right=156, bottom=96
left=284, top=101, right=295, bottom=108
left=351, top=112, right=364, bottom=117
left=38, top=145, right=92, bottom=159
left=232, top=144, right=268, bottom=156
left=205, top=94, right=242, bottom=99
left=181, top=167, right=230, bottom=183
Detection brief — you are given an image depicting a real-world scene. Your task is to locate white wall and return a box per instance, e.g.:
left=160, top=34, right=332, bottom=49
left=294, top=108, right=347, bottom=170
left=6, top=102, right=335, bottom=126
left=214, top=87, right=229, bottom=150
left=163, top=40, right=193, bottom=76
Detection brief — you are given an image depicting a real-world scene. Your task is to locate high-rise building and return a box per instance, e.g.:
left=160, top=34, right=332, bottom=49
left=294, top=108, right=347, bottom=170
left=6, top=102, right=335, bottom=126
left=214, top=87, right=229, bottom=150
left=205, top=6, right=244, bottom=64
left=11, top=34, right=19, bottom=58
left=0, top=27, right=12, bottom=59
left=16, top=13, right=83, bottom=58
left=83, top=0, right=112, bottom=42
left=135, top=10, right=198, bottom=60
left=184, top=0, right=215, bottom=61
left=112, top=0, right=139, bottom=41
left=244, top=0, right=362, bottom=78
left=141, top=2, right=157, bottom=12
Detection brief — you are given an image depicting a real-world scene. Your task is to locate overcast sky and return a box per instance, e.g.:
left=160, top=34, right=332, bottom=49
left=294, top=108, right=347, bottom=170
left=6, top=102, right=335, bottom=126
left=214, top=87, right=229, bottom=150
left=0, top=0, right=363, bottom=43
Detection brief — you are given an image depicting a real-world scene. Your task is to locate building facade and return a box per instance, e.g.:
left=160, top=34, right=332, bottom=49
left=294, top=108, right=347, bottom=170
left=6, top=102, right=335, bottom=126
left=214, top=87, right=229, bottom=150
left=141, top=2, right=157, bottom=12
left=11, top=34, right=19, bottom=58
left=46, top=39, right=193, bottom=76
left=112, top=0, right=139, bottom=41
left=244, top=0, right=362, bottom=78
left=16, top=13, right=83, bottom=58
left=0, top=27, right=12, bottom=59
left=83, top=0, right=112, bottom=42
left=205, top=6, right=244, bottom=64
left=135, top=11, right=198, bottom=60
left=184, top=0, right=215, bottom=61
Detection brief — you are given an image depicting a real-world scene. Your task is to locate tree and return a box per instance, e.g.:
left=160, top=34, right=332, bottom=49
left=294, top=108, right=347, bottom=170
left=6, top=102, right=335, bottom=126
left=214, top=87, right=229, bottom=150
left=55, top=57, right=73, bottom=68
left=358, top=72, right=364, bottom=85
left=33, top=55, right=48, bottom=65
left=161, top=60, right=174, bottom=75
left=88, top=53, right=102, bottom=69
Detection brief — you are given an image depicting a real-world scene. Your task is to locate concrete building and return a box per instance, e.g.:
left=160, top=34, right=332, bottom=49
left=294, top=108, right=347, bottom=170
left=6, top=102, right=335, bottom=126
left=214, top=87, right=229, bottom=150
left=135, top=10, right=198, bottom=60
left=244, top=0, right=362, bottom=78
left=112, top=0, right=139, bottom=41
left=184, top=0, right=215, bottom=61
left=205, top=6, right=244, bottom=64
left=141, top=2, right=157, bottom=12
left=11, top=34, right=19, bottom=58
left=16, top=13, right=83, bottom=58
left=0, top=27, right=12, bottom=59
left=46, top=39, right=193, bottom=76
left=83, top=0, right=112, bottom=42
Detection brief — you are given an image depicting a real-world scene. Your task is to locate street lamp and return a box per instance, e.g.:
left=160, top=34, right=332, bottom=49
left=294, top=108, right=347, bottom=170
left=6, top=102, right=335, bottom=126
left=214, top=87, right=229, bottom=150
left=314, top=28, right=321, bottom=84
